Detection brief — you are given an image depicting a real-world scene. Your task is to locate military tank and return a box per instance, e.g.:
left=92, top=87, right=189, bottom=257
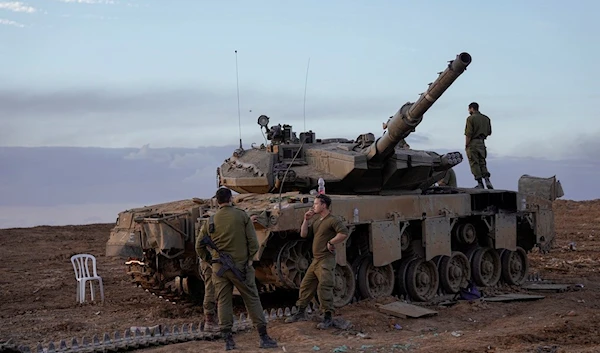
left=106, top=52, right=563, bottom=306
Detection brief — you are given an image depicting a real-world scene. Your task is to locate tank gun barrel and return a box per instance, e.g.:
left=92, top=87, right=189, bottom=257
left=367, top=52, right=472, bottom=161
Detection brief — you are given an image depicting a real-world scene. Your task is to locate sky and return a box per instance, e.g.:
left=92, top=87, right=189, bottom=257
left=1, top=0, right=598, bottom=159
left=0, top=0, right=598, bottom=228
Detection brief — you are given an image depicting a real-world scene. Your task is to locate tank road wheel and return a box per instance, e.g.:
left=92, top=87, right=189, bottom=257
left=357, top=257, right=395, bottom=299
left=333, top=264, right=356, bottom=308
left=405, top=259, right=439, bottom=302
left=276, top=240, right=312, bottom=288
left=471, top=247, right=502, bottom=287
left=439, top=252, right=471, bottom=294
left=394, top=257, right=416, bottom=296
left=501, top=247, right=529, bottom=286
left=454, top=223, right=477, bottom=245
left=400, top=229, right=412, bottom=252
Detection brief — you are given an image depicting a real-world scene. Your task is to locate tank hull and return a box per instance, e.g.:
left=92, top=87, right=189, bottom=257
left=106, top=176, right=557, bottom=306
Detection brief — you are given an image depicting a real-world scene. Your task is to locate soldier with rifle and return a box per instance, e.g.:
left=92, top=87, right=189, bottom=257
left=196, top=187, right=278, bottom=351
left=196, top=216, right=260, bottom=333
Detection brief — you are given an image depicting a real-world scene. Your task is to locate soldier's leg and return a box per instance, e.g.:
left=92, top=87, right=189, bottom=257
left=200, top=262, right=218, bottom=332
left=230, top=266, right=277, bottom=349
left=477, top=144, right=493, bottom=189
left=315, top=257, right=336, bottom=329
left=212, top=271, right=236, bottom=350
left=286, top=259, right=319, bottom=323
left=466, top=145, right=484, bottom=188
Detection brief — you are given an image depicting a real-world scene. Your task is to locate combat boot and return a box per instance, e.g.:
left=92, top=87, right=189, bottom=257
left=284, top=307, right=307, bottom=323
left=474, top=179, right=484, bottom=189
left=223, top=331, right=236, bottom=351
left=257, top=325, right=278, bottom=349
left=203, top=314, right=219, bottom=333
left=484, top=177, right=494, bottom=189
left=316, top=311, right=333, bottom=329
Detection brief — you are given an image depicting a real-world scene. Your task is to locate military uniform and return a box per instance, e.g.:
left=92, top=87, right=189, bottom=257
left=465, top=111, right=493, bottom=189
left=285, top=214, right=349, bottom=328
left=195, top=225, right=219, bottom=332
left=438, top=168, right=457, bottom=187
left=199, top=260, right=219, bottom=331
left=196, top=205, right=277, bottom=350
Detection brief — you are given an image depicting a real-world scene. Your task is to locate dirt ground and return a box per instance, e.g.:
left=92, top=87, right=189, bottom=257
left=1, top=199, right=599, bottom=353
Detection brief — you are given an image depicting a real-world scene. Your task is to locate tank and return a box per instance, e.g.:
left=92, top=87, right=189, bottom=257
left=106, top=52, right=563, bottom=306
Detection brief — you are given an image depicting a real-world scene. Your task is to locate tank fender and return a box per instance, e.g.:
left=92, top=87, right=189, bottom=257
left=369, top=221, right=403, bottom=266
left=421, top=217, right=452, bottom=261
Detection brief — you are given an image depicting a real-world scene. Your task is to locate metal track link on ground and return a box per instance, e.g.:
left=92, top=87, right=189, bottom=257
left=0, top=273, right=557, bottom=353
left=0, top=302, right=333, bottom=353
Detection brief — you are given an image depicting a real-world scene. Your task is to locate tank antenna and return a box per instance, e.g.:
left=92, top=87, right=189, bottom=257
left=303, top=57, right=310, bottom=132
left=235, top=50, right=242, bottom=149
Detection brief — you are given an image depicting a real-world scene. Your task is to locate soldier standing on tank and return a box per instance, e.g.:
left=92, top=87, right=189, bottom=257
left=464, top=102, right=493, bottom=189
left=438, top=168, right=457, bottom=187
left=285, top=193, right=350, bottom=329
left=196, top=187, right=278, bottom=351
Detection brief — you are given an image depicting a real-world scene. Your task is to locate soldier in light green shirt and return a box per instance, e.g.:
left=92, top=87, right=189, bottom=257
left=285, top=194, right=349, bottom=329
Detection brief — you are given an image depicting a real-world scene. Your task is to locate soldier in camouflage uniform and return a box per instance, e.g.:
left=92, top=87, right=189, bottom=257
left=196, top=187, right=278, bottom=351
left=285, top=194, right=350, bottom=329
left=438, top=168, right=457, bottom=187
left=464, top=102, right=493, bottom=189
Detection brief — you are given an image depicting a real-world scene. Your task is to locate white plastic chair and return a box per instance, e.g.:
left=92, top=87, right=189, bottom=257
left=70, top=254, right=104, bottom=304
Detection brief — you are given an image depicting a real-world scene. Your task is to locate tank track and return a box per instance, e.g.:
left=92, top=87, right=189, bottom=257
left=125, top=247, right=553, bottom=308
left=0, top=303, right=327, bottom=353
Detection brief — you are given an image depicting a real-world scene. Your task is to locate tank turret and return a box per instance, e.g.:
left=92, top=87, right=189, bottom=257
left=217, top=52, right=472, bottom=195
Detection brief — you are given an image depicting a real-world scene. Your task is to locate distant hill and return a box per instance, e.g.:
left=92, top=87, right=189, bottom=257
left=0, top=145, right=596, bottom=228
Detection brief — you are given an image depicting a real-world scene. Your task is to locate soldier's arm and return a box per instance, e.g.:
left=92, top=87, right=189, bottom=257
left=464, top=116, right=473, bottom=147
left=328, top=218, right=350, bottom=245
left=488, top=118, right=492, bottom=136
left=244, top=214, right=260, bottom=259
left=195, top=222, right=211, bottom=262
left=300, top=210, right=314, bottom=238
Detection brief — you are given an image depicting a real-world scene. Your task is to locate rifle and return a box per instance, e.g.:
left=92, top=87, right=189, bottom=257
left=199, top=215, right=246, bottom=282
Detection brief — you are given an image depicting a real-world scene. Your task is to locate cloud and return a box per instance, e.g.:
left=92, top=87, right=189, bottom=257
left=58, top=0, right=116, bottom=4
left=0, top=1, right=36, bottom=13
left=508, top=131, right=600, bottom=161
left=0, top=84, right=594, bottom=159
left=0, top=84, right=420, bottom=148
left=0, top=144, right=597, bottom=228
left=0, top=18, right=23, bottom=27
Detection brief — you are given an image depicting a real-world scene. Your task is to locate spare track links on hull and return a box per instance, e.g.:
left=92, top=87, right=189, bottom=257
left=1, top=302, right=328, bottom=353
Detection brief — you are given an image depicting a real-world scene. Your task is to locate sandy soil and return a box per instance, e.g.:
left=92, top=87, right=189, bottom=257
left=1, top=199, right=599, bottom=353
